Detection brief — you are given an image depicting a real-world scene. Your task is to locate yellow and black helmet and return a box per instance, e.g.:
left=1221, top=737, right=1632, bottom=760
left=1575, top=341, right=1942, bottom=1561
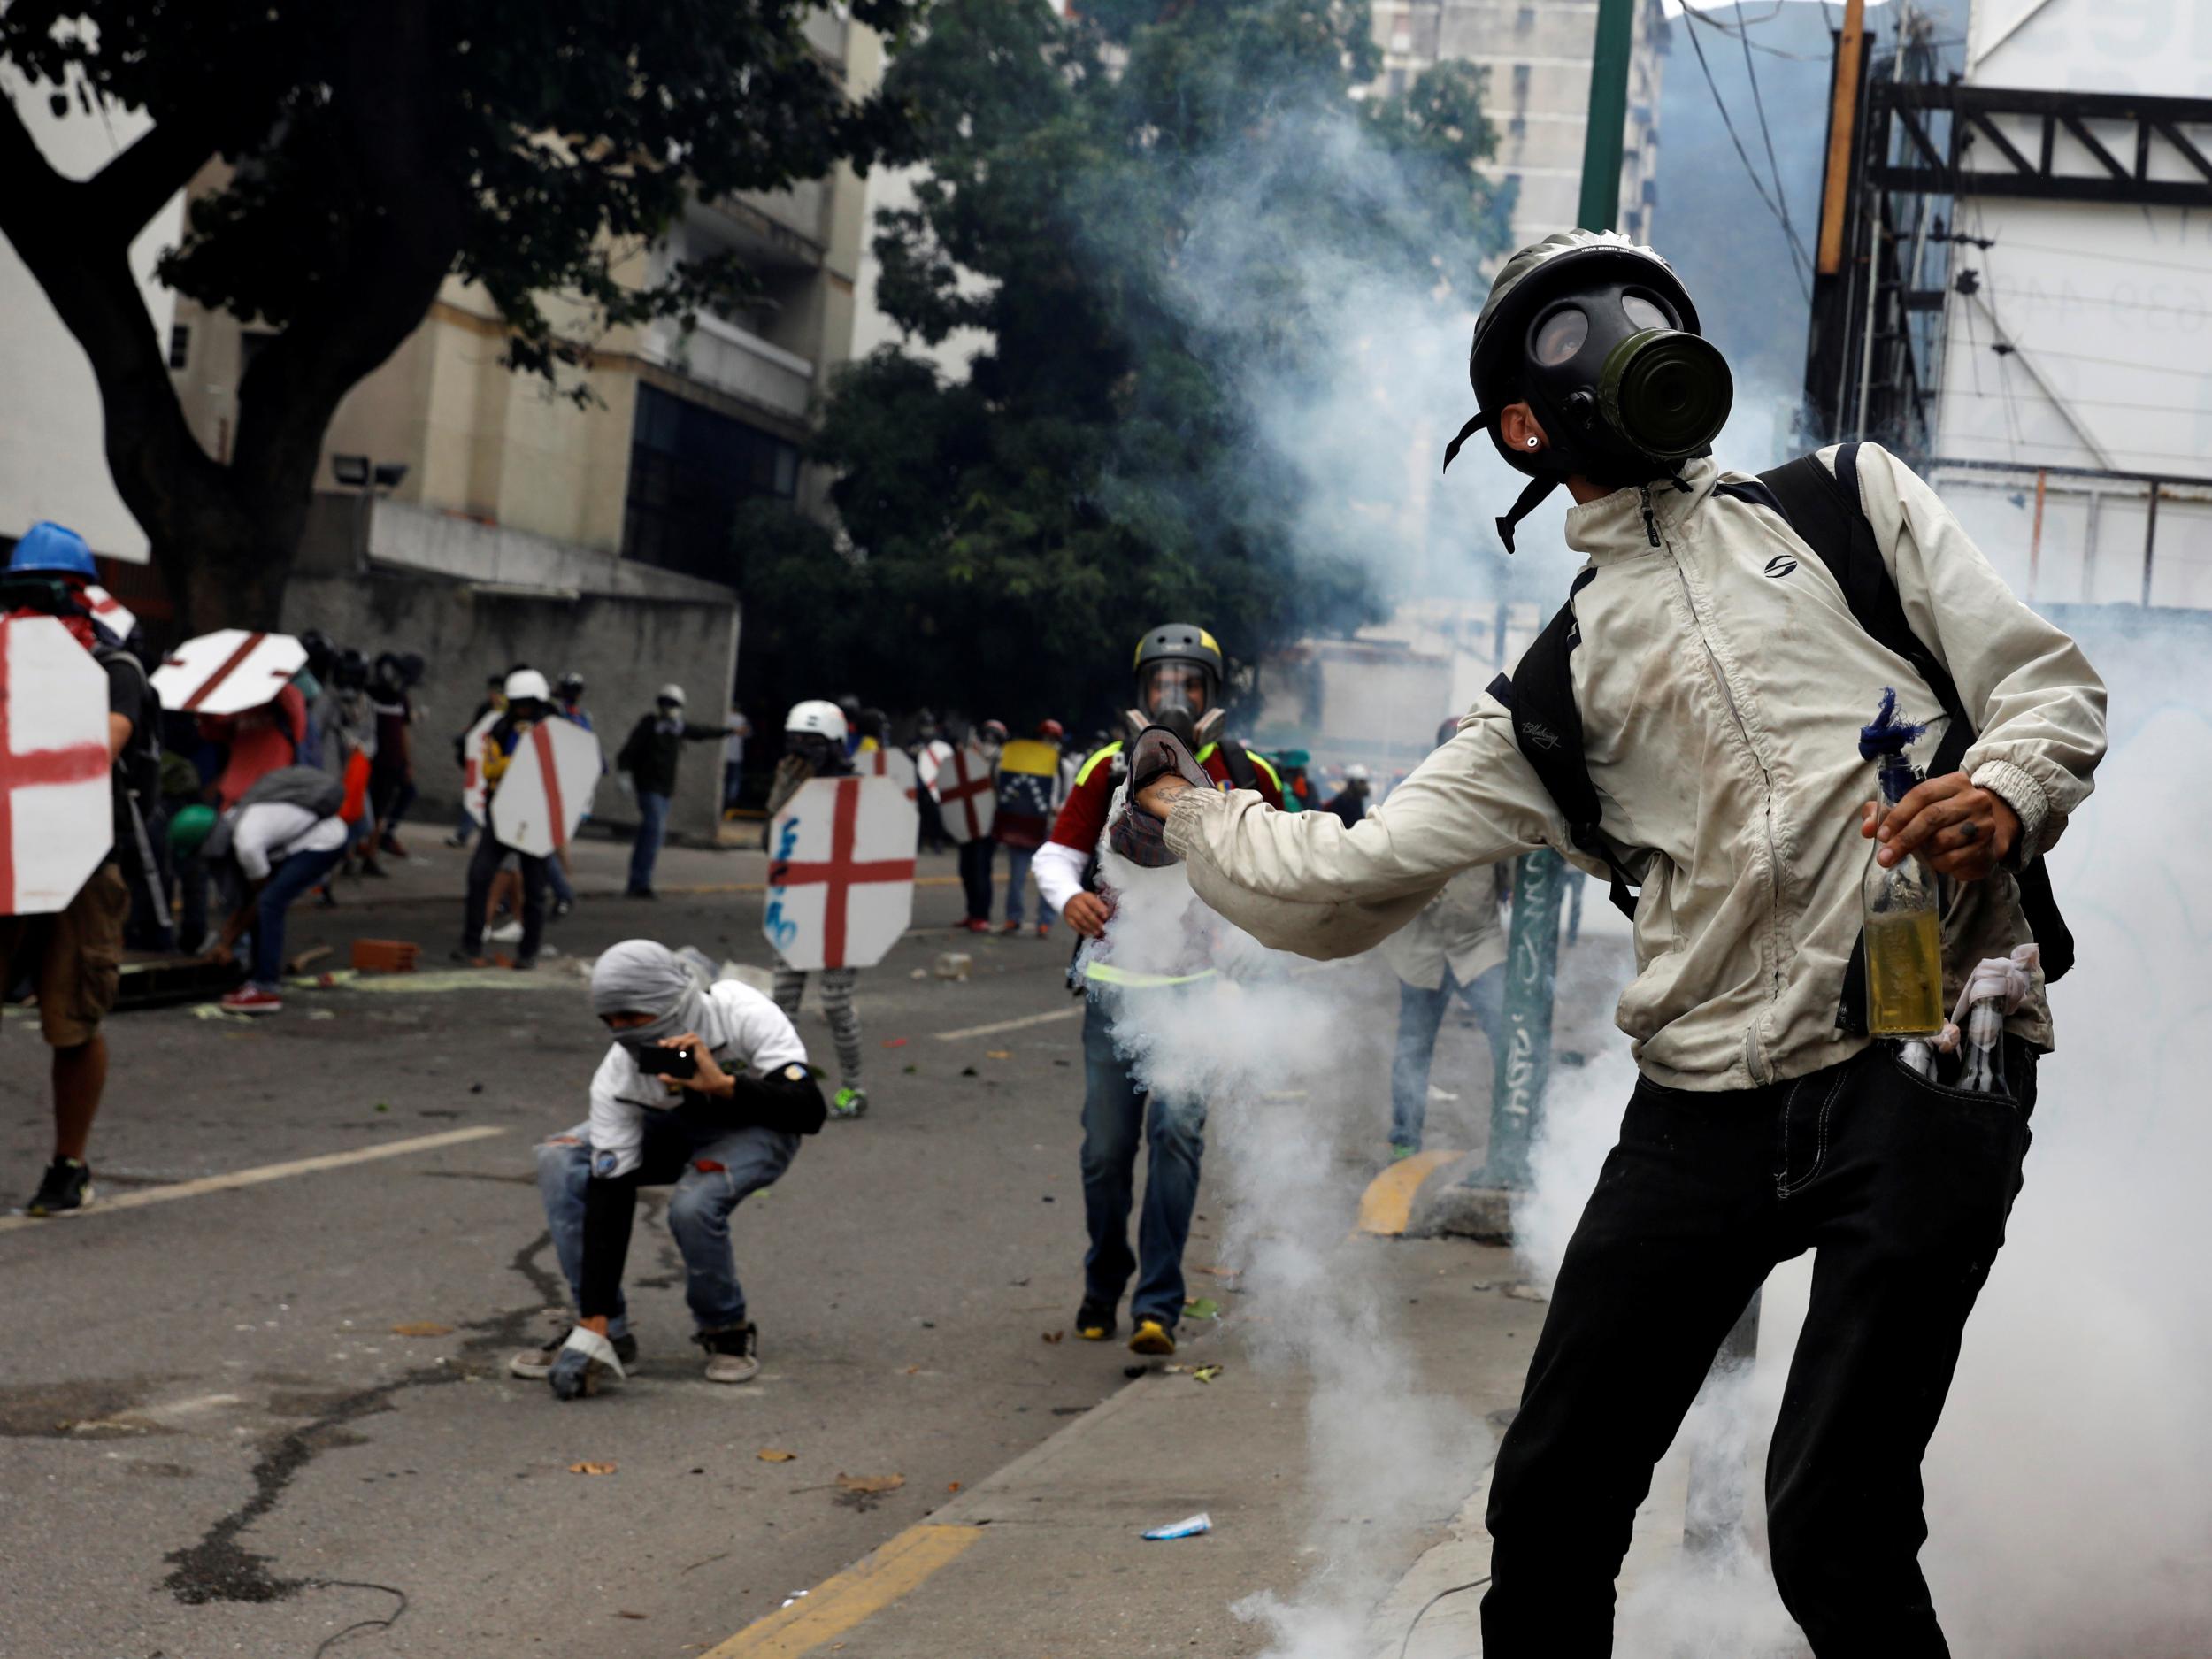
left=1133, top=622, right=1223, bottom=699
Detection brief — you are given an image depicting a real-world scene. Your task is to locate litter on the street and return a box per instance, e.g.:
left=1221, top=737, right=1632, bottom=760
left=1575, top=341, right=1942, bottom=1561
left=1143, top=1512, right=1212, bottom=1540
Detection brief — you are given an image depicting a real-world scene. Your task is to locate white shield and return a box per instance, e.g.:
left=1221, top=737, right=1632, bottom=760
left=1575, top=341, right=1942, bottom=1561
left=82, top=585, right=137, bottom=641
left=0, top=616, right=114, bottom=915
left=151, top=628, right=306, bottom=718
left=490, top=718, right=604, bottom=858
left=858, top=743, right=919, bottom=803
left=764, top=775, right=918, bottom=972
left=459, top=710, right=502, bottom=826
left=934, top=743, right=997, bottom=844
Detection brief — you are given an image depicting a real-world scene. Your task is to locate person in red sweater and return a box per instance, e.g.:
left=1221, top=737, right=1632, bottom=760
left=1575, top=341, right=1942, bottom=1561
left=1031, top=624, right=1282, bottom=1356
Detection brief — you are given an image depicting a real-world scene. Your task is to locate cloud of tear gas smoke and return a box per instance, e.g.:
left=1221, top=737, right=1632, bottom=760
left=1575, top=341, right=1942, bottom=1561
left=1513, top=621, right=2212, bottom=1656
left=1088, top=810, right=1489, bottom=1658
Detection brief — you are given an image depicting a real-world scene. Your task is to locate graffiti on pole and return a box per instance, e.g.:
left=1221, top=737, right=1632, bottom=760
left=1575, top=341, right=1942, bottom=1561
left=1484, top=846, right=1568, bottom=1190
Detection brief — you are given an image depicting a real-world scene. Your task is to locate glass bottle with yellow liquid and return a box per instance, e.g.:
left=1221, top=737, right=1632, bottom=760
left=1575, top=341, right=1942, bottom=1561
left=1862, top=747, right=1945, bottom=1037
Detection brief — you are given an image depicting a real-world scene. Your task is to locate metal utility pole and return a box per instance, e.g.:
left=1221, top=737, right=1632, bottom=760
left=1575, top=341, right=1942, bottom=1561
left=1471, top=0, right=1638, bottom=1217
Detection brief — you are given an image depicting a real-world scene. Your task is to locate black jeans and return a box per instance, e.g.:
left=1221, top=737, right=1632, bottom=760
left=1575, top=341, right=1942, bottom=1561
left=958, top=838, right=995, bottom=922
left=462, top=833, right=547, bottom=960
left=1483, top=1041, right=2035, bottom=1657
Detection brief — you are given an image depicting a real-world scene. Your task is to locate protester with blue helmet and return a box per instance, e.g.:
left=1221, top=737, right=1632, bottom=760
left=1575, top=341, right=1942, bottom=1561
left=8, top=520, right=99, bottom=580
left=1, top=518, right=150, bottom=1217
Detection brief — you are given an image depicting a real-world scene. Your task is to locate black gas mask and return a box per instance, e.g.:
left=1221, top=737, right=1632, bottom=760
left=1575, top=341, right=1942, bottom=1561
left=1520, top=282, right=1732, bottom=489
left=1444, top=233, right=1734, bottom=552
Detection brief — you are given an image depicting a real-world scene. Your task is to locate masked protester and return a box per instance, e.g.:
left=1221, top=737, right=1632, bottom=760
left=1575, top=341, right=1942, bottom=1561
left=616, top=683, right=724, bottom=900
left=453, top=669, right=557, bottom=970
left=953, top=718, right=1008, bottom=933
left=0, top=524, right=159, bottom=1215
left=525, top=941, right=826, bottom=1399
left=1031, top=624, right=1285, bottom=1357
left=1128, top=230, right=2108, bottom=1657
left=764, top=701, right=872, bottom=1120
left=445, top=672, right=508, bottom=849
left=540, top=672, right=595, bottom=921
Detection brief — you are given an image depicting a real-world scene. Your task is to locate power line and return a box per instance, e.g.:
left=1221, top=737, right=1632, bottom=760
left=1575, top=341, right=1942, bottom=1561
left=1731, top=5, right=1813, bottom=277
left=1678, top=7, right=1811, bottom=296
left=1939, top=339, right=2212, bottom=381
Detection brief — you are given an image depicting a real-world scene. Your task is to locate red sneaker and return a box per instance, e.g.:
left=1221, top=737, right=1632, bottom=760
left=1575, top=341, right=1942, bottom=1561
left=1035, top=923, right=1052, bottom=939
left=219, top=986, right=283, bottom=1016
left=962, top=918, right=991, bottom=933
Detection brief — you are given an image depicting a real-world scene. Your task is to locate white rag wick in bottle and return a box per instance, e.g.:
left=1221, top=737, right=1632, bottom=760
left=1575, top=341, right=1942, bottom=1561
left=1937, top=943, right=2041, bottom=1097
left=1858, top=689, right=1944, bottom=1040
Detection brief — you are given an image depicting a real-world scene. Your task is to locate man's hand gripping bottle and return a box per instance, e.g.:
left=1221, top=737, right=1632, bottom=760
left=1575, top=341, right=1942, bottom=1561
left=1859, top=689, right=1944, bottom=1040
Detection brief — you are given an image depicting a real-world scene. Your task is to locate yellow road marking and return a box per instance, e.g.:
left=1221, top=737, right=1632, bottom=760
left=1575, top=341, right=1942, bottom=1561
left=702, top=1523, right=987, bottom=1656
left=0, top=1126, right=506, bottom=1235
left=933, top=1007, right=1082, bottom=1043
left=1355, top=1148, right=1463, bottom=1237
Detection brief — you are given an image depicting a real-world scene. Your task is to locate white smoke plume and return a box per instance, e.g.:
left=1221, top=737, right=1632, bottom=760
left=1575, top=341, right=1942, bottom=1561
left=1087, top=813, right=1491, bottom=1658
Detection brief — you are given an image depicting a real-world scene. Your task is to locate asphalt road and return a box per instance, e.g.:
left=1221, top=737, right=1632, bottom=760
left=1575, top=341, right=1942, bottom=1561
left=0, top=840, right=1535, bottom=1659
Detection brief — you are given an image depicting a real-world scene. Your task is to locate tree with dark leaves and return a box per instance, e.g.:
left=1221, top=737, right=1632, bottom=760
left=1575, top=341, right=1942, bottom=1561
left=0, top=0, right=921, bottom=631
left=738, top=0, right=1509, bottom=731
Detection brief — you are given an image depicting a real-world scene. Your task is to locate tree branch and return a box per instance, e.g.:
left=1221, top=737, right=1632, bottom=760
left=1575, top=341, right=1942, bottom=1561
left=86, top=113, right=214, bottom=244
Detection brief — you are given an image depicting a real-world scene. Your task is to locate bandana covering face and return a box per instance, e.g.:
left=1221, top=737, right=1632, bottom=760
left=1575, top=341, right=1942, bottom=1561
left=589, top=940, right=713, bottom=1047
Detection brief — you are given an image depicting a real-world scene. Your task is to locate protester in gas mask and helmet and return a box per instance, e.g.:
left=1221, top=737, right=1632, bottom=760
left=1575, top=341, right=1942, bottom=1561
left=1031, top=625, right=1283, bottom=1357
left=522, top=940, right=826, bottom=1400
left=953, top=718, right=1007, bottom=933
left=453, top=668, right=557, bottom=971
left=1124, top=230, right=2107, bottom=1655
left=764, top=701, right=872, bottom=1121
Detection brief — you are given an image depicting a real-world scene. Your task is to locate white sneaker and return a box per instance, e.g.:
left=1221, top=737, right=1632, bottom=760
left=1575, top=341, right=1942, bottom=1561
left=487, top=920, right=525, bottom=944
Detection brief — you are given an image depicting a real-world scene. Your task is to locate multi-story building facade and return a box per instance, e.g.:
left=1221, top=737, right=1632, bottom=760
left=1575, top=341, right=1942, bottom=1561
left=167, top=10, right=880, bottom=592
left=1370, top=0, right=1668, bottom=250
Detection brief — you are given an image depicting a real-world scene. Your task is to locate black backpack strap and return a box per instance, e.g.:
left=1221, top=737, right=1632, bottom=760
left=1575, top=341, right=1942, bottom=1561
left=1755, top=444, right=2074, bottom=1018
left=1500, top=570, right=1641, bottom=920
left=1215, top=738, right=1260, bottom=793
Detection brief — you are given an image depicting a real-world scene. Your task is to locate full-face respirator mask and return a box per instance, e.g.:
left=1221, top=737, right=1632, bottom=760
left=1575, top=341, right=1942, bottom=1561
left=1442, top=231, right=1734, bottom=551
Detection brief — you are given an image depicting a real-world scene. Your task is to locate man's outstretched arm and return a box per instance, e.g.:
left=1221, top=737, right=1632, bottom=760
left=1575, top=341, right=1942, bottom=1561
left=1139, top=701, right=1567, bottom=959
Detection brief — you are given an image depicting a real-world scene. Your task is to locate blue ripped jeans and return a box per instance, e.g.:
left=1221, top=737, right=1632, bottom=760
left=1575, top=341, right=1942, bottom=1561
left=534, top=1112, right=797, bottom=1334
left=1079, top=988, right=1207, bottom=1325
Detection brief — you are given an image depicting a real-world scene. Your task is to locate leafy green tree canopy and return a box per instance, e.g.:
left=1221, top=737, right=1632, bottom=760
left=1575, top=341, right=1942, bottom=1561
left=742, top=0, right=1510, bottom=733
left=0, top=0, right=920, bottom=630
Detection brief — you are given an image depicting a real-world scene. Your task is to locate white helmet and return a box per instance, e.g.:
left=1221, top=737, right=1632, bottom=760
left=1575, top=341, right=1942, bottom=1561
left=1345, top=763, right=1372, bottom=782
left=505, top=668, right=551, bottom=703
left=786, top=699, right=849, bottom=742
left=657, top=683, right=687, bottom=706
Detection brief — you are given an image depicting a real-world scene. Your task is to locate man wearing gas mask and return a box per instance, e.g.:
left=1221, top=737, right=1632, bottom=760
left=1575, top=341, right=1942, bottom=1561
left=1033, top=625, right=1284, bottom=1356
left=1125, top=231, right=2107, bottom=1655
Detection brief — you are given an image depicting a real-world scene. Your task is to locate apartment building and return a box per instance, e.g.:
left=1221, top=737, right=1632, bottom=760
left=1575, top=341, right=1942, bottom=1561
left=166, top=10, right=880, bottom=593
left=1371, top=0, right=1668, bottom=250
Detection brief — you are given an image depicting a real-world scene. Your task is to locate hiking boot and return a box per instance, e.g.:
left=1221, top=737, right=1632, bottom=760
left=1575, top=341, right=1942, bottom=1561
left=698, top=1323, right=760, bottom=1384
left=830, top=1087, right=869, bottom=1120
left=23, top=1157, right=93, bottom=1217
left=511, top=1328, right=637, bottom=1380
left=220, top=986, right=283, bottom=1015
left=1128, top=1315, right=1178, bottom=1356
left=1074, top=1298, right=1118, bottom=1341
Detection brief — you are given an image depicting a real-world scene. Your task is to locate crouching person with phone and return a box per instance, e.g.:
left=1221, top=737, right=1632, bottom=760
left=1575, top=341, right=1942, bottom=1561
left=513, top=941, right=826, bottom=1399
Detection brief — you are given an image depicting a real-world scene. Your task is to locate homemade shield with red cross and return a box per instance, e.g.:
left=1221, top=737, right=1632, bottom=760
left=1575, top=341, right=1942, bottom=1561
left=0, top=616, right=114, bottom=915
left=458, top=710, right=501, bottom=826
left=151, top=628, right=307, bottom=718
left=764, top=775, right=918, bottom=972
left=857, top=743, right=919, bottom=803
left=82, top=585, right=137, bottom=641
left=490, top=717, right=603, bottom=858
left=933, top=742, right=997, bottom=845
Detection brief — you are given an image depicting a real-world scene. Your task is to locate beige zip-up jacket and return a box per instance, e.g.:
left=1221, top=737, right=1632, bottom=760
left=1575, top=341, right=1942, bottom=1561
left=1165, top=445, right=2108, bottom=1091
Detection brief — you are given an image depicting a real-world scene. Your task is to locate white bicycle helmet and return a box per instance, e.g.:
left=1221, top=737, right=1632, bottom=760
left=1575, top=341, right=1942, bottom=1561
left=785, top=699, right=849, bottom=743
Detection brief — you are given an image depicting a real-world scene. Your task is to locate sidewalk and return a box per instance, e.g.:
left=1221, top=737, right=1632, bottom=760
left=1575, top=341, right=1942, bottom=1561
left=702, top=1236, right=1540, bottom=1659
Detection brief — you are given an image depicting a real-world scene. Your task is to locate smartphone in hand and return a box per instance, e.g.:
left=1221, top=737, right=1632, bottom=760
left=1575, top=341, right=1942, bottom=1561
left=623, top=1040, right=699, bottom=1080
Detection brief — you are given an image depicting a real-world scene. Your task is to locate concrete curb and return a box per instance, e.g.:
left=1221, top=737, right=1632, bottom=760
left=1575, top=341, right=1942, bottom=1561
left=1407, top=1152, right=1517, bottom=1243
